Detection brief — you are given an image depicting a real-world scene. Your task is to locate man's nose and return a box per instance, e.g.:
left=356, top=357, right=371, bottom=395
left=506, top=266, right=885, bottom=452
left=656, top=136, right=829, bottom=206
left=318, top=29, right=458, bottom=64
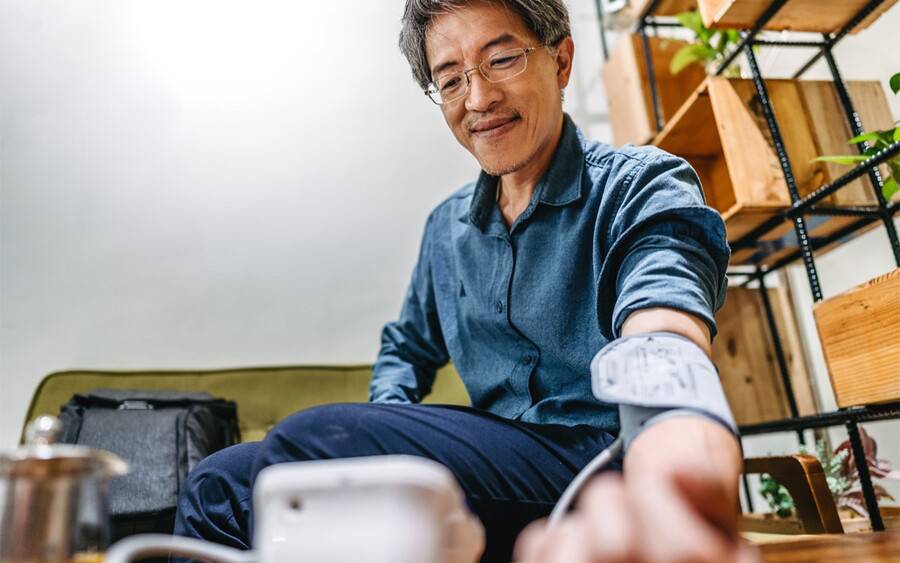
left=464, top=71, right=502, bottom=112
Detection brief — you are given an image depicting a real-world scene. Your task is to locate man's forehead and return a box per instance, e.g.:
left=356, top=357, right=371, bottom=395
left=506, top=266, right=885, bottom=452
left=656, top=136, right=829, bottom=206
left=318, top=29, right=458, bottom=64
left=425, top=3, right=534, bottom=72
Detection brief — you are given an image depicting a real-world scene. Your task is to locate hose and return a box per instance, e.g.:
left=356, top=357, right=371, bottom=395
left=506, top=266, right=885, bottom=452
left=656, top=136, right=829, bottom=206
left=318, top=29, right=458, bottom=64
left=547, top=436, right=623, bottom=527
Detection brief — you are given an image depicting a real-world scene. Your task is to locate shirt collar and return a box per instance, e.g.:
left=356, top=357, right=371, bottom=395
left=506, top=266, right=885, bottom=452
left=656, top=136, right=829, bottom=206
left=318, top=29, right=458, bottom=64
left=462, top=113, right=585, bottom=232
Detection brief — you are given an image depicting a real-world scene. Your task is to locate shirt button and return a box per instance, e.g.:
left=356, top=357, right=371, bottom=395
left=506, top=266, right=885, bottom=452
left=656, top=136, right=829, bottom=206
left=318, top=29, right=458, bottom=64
left=495, top=301, right=504, bottom=314
left=523, top=355, right=533, bottom=365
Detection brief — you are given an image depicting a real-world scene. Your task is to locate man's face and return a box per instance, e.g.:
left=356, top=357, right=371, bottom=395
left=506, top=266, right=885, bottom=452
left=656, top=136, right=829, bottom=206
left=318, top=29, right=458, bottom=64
left=424, top=2, right=573, bottom=176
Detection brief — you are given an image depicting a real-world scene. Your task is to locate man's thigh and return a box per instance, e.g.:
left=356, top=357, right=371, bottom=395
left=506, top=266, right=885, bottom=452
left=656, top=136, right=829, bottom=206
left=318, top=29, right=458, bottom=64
left=251, top=403, right=617, bottom=562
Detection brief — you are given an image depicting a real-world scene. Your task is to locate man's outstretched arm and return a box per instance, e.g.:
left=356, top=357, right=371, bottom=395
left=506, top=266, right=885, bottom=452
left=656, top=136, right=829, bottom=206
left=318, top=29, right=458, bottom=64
left=515, top=308, right=753, bottom=563
left=618, top=307, right=744, bottom=561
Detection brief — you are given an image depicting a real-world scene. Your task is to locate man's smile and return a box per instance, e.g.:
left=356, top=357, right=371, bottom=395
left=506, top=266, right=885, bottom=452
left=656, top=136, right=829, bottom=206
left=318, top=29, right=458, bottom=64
left=469, top=114, right=521, bottom=140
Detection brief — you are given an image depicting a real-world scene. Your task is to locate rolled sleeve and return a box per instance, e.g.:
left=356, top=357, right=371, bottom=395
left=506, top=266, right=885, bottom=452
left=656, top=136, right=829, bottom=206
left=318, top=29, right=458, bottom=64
left=597, top=152, right=730, bottom=340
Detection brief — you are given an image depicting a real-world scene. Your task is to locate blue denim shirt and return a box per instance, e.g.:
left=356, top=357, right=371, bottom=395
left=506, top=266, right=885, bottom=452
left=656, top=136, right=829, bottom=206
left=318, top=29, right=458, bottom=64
left=370, top=115, right=730, bottom=432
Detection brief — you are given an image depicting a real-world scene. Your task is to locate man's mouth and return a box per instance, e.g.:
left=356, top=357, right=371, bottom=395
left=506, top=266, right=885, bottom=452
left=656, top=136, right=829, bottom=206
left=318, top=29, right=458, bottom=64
left=469, top=115, right=520, bottom=140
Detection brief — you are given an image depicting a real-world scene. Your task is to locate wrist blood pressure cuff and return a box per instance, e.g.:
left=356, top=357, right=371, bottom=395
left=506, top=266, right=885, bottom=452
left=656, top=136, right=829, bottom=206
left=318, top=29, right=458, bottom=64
left=590, top=332, right=738, bottom=449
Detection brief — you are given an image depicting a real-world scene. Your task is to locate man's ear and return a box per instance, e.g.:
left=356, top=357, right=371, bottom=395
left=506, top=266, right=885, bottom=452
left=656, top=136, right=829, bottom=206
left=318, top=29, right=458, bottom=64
left=554, top=36, right=575, bottom=90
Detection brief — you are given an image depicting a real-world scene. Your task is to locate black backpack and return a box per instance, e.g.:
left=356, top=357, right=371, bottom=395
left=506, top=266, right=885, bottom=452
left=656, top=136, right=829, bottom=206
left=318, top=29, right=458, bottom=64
left=58, top=388, right=240, bottom=540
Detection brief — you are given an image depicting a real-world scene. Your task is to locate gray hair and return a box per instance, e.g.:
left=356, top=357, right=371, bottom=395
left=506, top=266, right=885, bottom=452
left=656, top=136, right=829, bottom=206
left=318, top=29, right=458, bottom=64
left=399, top=0, right=571, bottom=90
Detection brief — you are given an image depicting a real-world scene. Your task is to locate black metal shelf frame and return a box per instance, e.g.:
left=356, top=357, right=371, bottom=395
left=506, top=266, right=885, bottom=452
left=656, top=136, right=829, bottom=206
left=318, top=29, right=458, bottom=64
left=604, top=0, right=900, bottom=532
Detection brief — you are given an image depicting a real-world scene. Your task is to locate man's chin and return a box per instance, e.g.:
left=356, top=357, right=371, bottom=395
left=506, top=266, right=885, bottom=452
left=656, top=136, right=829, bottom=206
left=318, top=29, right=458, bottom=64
left=477, top=153, right=529, bottom=177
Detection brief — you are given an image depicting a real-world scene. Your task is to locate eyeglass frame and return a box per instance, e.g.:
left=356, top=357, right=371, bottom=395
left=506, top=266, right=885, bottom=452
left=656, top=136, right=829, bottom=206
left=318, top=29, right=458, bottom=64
left=424, top=45, right=547, bottom=106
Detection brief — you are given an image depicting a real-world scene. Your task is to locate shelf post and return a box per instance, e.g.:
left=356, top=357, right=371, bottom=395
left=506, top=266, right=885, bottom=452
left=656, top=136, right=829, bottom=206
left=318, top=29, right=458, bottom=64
left=715, top=0, right=788, bottom=76
left=820, top=43, right=900, bottom=267
left=638, top=25, right=664, bottom=133
left=792, top=0, right=889, bottom=79
left=756, top=269, right=800, bottom=419
left=593, top=0, right=610, bottom=62
left=845, top=419, right=886, bottom=531
left=743, top=45, right=823, bottom=302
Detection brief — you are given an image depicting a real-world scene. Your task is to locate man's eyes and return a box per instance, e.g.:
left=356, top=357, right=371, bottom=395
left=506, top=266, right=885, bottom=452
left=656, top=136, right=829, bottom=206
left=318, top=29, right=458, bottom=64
left=489, top=54, right=522, bottom=68
left=440, top=76, right=463, bottom=92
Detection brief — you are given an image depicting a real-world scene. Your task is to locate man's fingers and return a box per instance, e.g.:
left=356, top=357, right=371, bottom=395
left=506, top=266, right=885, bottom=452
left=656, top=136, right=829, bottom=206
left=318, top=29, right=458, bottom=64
left=671, top=468, right=740, bottom=538
left=737, top=541, right=763, bottom=563
left=514, top=518, right=594, bottom=563
left=577, top=474, right=635, bottom=562
left=627, top=474, right=736, bottom=563
left=515, top=474, right=636, bottom=563
left=513, top=518, right=549, bottom=561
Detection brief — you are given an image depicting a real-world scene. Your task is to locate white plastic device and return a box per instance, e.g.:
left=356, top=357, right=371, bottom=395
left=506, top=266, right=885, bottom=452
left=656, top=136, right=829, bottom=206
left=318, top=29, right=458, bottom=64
left=105, top=455, right=485, bottom=563
left=255, top=456, right=485, bottom=563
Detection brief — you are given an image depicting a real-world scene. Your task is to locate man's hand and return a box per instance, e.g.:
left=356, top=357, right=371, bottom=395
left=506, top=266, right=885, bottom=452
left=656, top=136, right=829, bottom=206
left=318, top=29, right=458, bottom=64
left=514, top=416, right=761, bottom=563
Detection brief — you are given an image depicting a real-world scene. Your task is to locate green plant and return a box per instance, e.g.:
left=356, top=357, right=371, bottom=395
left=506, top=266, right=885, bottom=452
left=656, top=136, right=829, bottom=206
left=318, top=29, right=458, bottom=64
left=759, top=473, right=794, bottom=517
left=813, top=439, right=852, bottom=499
left=670, top=11, right=742, bottom=77
left=757, top=426, right=900, bottom=519
left=816, top=72, right=900, bottom=201
left=829, top=426, right=900, bottom=517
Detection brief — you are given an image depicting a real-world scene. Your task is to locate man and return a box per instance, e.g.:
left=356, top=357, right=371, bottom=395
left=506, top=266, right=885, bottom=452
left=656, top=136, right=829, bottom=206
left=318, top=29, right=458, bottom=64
left=175, top=1, right=750, bottom=561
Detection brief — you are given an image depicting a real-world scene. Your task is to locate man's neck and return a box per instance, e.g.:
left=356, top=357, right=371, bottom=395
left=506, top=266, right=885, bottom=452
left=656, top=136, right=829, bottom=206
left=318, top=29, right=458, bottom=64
left=497, top=113, right=565, bottom=228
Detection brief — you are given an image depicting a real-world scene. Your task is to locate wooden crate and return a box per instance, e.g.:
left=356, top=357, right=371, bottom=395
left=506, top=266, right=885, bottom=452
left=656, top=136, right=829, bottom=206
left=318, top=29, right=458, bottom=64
left=698, top=0, right=898, bottom=34
left=632, top=0, right=697, bottom=17
left=653, top=77, right=893, bottom=265
left=813, top=268, right=900, bottom=408
left=713, top=285, right=817, bottom=425
left=603, top=34, right=706, bottom=146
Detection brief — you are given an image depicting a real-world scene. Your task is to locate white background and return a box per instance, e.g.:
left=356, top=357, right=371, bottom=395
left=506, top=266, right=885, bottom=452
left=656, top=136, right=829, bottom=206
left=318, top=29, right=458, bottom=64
left=1, top=0, right=898, bottom=504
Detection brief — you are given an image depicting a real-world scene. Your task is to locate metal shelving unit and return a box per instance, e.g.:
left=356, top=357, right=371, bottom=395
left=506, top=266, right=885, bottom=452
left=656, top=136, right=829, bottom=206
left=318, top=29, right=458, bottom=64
left=599, top=0, right=900, bottom=531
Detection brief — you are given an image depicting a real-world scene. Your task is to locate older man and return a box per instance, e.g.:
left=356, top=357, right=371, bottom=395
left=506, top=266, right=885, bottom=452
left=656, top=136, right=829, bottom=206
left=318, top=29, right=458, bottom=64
left=175, top=1, right=748, bottom=562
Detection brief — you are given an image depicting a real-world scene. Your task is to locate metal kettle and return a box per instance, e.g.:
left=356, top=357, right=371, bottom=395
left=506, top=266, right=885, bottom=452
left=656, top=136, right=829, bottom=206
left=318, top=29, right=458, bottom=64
left=0, top=416, right=128, bottom=563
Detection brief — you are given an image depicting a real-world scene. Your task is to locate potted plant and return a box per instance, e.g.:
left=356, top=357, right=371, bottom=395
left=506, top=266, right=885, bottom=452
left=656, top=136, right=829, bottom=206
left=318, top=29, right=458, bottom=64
left=756, top=426, right=900, bottom=532
left=817, top=72, right=900, bottom=202
left=669, top=10, right=742, bottom=77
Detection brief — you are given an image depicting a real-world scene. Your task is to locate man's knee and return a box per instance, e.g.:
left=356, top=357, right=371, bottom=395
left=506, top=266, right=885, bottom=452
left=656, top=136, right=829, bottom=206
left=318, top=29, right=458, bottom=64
left=175, top=442, right=258, bottom=545
left=184, top=443, right=255, bottom=493
left=257, top=403, right=406, bottom=464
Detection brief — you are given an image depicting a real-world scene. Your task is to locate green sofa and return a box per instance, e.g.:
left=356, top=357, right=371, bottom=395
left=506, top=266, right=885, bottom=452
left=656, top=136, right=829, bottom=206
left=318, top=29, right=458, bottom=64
left=22, top=364, right=470, bottom=443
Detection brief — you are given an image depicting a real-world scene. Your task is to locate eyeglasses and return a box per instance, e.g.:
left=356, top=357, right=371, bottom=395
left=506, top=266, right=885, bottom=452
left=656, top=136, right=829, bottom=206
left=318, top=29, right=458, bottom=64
left=425, top=46, right=538, bottom=106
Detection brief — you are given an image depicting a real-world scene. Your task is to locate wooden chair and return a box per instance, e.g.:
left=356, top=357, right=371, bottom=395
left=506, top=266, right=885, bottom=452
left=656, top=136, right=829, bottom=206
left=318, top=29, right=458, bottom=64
left=742, top=454, right=844, bottom=535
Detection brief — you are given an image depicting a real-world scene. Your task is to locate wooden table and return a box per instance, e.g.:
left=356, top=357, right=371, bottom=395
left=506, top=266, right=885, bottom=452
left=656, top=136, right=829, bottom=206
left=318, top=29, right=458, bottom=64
left=759, top=530, right=899, bottom=562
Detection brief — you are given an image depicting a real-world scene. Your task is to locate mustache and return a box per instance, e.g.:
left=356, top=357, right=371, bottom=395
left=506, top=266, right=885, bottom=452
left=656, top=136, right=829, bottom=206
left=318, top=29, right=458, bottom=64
left=464, top=110, right=521, bottom=131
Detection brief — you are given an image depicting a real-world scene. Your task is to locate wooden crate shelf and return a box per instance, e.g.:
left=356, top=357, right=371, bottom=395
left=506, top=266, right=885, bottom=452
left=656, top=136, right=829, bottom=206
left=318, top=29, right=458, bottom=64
left=698, top=0, right=898, bottom=34
left=603, top=34, right=706, bottom=146
left=814, top=268, right=900, bottom=408
left=652, top=76, right=893, bottom=265
left=632, top=0, right=697, bottom=17
left=713, top=285, right=816, bottom=425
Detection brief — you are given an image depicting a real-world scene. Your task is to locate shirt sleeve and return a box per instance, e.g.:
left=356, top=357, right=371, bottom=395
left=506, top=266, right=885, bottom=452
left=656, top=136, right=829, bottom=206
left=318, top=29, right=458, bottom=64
left=596, top=151, right=730, bottom=340
left=369, top=212, right=450, bottom=404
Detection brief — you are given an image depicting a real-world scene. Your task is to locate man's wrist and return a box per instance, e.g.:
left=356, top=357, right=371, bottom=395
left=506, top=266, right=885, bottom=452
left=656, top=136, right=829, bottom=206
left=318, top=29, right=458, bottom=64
left=623, top=414, right=742, bottom=482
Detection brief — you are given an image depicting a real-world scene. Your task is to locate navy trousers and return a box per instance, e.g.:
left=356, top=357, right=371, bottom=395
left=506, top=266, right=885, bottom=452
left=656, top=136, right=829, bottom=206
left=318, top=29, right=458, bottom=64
left=173, top=403, right=617, bottom=563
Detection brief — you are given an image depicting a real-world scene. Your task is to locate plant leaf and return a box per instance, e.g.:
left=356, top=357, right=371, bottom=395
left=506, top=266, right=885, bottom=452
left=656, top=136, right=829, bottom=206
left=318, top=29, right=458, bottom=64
left=891, top=72, right=900, bottom=95
left=883, top=176, right=899, bottom=202
left=874, top=484, right=896, bottom=502
left=675, top=11, right=712, bottom=42
left=670, top=44, right=715, bottom=74
left=837, top=492, right=868, bottom=518
left=878, top=130, right=896, bottom=146
left=816, top=155, right=870, bottom=165
left=893, top=126, right=900, bottom=142
left=848, top=131, right=881, bottom=144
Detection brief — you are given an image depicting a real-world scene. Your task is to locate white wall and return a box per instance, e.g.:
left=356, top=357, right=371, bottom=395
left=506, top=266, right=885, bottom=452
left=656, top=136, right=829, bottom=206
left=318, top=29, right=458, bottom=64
left=0, top=0, right=608, bottom=448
